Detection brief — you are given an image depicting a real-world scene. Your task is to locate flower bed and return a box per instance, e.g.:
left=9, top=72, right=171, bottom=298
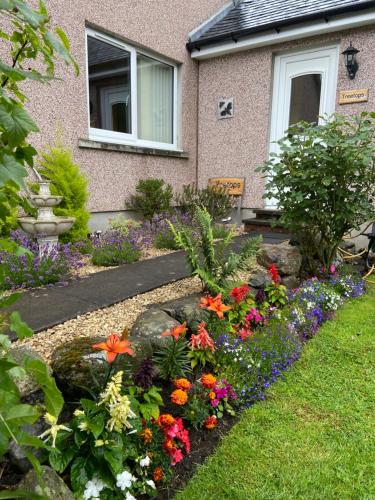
left=8, top=265, right=365, bottom=499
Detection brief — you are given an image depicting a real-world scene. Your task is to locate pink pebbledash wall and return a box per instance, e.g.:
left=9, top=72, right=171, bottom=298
left=22, top=2, right=375, bottom=219
left=25, top=0, right=225, bottom=216
left=197, top=25, right=375, bottom=209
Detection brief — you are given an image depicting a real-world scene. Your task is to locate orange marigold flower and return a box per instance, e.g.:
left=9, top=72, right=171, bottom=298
left=140, top=428, right=153, bottom=444
left=204, top=415, right=218, bottom=429
left=201, top=373, right=217, bottom=389
left=209, top=391, right=216, bottom=400
left=92, top=334, right=134, bottom=364
left=161, top=322, right=187, bottom=341
left=171, top=389, right=188, bottom=406
left=157, top=414, right=175, bottom=427
left=200, top=294, right=231, bottom=319
left=163, top=438, right=175, bottom=451
left=153, top=466, right=164, bottom=483
left=174, top=378, right=192, bottom=392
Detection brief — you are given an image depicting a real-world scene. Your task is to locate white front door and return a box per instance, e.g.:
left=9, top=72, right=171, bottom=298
left=267, top=45, right=339, bottom=207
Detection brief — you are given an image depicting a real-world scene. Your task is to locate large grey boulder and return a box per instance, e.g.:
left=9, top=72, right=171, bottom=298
left=10, top=346, right=52, bottom=398
left=249, top=268, right=272, bottom=289
left=160, top=293, right=203, bottom=327
left=8, top=420, right=47, bottom=473
left=51, top=336, right=152, bottom=395
left=17, top=465, right=74, bottom=500
left=257, top=243, right=302, bottom=276
left=131, top=309, right=181, bottom=349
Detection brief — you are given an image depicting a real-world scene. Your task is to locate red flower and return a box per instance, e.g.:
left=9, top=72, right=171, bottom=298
left=268, top=264, right=281, bottom=285
left=161, top=322, right=187, bottom=341
left=92, top=334, right=134, bottom=364
left=204, top=415, right=218, bottom=429
left=237, top=326, right=254, bottom=340
left=189, top=322, right=216, bottom=353
left=230, top=284, right=250, bottom=303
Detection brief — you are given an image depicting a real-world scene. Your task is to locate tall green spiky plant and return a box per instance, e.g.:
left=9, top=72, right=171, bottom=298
left=169, top=206, right=262, bottom=294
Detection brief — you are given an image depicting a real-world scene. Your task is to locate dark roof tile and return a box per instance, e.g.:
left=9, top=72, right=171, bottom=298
left=189, top=0, right=375, bottom=48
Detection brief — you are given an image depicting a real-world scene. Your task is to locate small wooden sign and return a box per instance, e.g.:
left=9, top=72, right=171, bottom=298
left=339, top=89, right=369, bottom=105
left=208, top=177, right=245, bottom=196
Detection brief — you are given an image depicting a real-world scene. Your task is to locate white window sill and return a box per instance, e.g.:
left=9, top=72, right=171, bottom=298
left=78, top=138, right=189, bottom=159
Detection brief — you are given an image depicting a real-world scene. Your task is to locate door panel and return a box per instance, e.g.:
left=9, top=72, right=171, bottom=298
left=267, top=46, right=339, bottom=207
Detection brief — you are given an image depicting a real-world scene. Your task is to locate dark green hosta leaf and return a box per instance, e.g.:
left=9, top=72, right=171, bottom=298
left=104, top=446, right=124, bottom=475
left=70, top=457, right=89, bottom=492
left=0, top=101, right=39, bottom=146
left=49, top=447, right=75, bottom=473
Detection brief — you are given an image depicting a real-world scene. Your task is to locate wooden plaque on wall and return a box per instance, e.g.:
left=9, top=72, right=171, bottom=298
left=339, top=89, right=369, bottom=104
left=208, top=177, right=245, bottom=196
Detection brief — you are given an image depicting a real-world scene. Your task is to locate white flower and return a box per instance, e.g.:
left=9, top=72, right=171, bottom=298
left=116, top=470, right=137, bottom=491
left=146, top=479, right=156, bottom=489
left=83, top=477, right=105, bottom=499
left=125, top=492, right=137, bottom=500
left=139, top=456, right=151, bottom=467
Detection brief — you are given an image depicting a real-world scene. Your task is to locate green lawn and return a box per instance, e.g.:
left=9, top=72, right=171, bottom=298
left=176, top=287, right=375, bottom=500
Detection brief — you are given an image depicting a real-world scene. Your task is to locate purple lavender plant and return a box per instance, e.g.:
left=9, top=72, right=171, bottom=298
left=0, top=230, right=84, bottom=291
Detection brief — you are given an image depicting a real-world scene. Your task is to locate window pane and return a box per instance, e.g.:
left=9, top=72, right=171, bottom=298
left=289, top=74, right=322, bottom=126
left=88, top=36, right=131, bottom=134
left=137, top=54, right=173, bottom=144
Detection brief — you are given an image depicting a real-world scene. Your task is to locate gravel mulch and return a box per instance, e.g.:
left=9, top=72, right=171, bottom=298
left=14, top=276, right=202, bottom=364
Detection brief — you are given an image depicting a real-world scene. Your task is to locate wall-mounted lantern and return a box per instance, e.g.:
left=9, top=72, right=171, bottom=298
left=342, top=42, right=359, bottom=80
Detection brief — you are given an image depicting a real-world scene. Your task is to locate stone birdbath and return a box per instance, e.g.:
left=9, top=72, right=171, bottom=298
left=18, top=180, right=75, bottom=256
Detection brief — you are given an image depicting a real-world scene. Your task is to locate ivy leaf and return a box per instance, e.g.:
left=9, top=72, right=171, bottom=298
left=0, top=154, right=27, bottom=188
left=3, top=403, right=39, bottom=426
left=24, top=358, right=64, bottom=417
left=10, top=311, right=33, bottom=339
left=0, top=101, right=39, bottom=146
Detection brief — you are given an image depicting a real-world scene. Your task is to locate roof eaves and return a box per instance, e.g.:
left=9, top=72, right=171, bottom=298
left=187, top=0, right=375, bottom=51
left=188, top=1, right=237, bottom=44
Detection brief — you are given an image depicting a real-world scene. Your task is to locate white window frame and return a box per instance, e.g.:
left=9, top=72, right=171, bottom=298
left=85, top=27, right=180, bottom=151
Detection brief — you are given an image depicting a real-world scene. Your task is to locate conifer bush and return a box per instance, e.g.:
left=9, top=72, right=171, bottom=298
left=39, top=142, right=90, bottom=243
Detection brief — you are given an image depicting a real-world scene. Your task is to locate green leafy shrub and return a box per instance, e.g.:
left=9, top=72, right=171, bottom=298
left=169, top=205, right=261, bottom=294
left=91, top=231, right=141, bottom=266
left=127, top=178, right=173, bottom=221
left=258, top=113, right=375, bottom=273
left=38, top=142, right=90, bottom=243
left=175, top=184, right=232, bottom=221
left=154, top=230, right=180, bottom=250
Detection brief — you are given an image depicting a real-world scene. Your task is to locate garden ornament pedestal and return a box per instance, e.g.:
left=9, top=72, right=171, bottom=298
left=18, top=181, right=75, bottom=256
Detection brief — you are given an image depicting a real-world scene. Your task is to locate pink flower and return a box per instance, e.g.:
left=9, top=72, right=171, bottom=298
left=329, top=264, right=336, bottom=274
left=189, top=322, right=216, bottom=353
left=246, top=308, right=263, bottom=324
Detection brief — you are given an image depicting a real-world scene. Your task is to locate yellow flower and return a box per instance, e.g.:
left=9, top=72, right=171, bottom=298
left=99, top=371, right=123, bottom=406
left=106, top=395, right=137, bottom=433
left=78, top=420, right=89, bottom=432
left=39, top=413, right=72, bottom=448
left=74, top=409, right=85, bottom=417
left=95, top=439, right=109, bottom=447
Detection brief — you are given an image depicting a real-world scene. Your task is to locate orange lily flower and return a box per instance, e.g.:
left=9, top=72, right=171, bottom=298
left=93, top=334, right=134, bottom=364
left=161, top=322, right=187, bottom=341
left=201, top=293, right=231, bottom=319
